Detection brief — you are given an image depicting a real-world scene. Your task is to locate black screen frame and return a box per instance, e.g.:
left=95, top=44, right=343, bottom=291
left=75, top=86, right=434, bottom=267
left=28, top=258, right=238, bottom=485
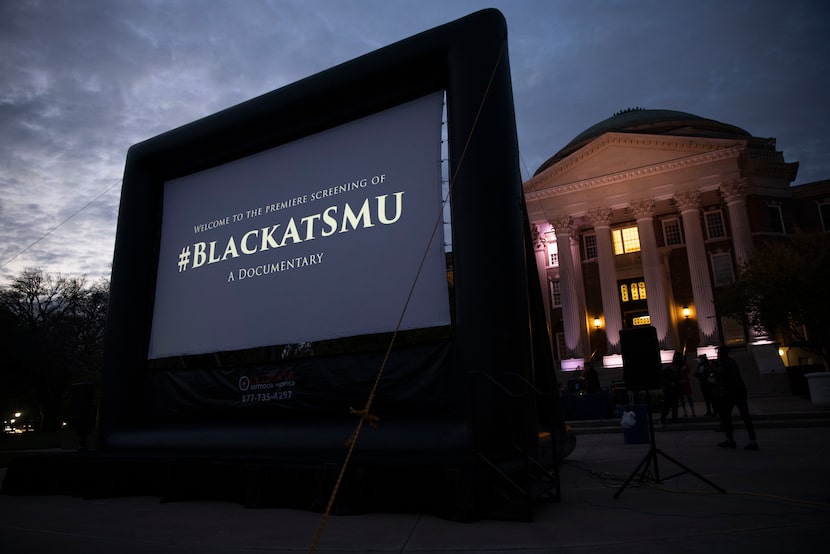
left=100, top=9, right=534, bottom=462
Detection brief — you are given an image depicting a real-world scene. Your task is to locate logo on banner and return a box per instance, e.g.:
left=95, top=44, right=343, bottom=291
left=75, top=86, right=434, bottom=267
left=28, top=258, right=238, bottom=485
left=238, top=371, right=296, bottom=404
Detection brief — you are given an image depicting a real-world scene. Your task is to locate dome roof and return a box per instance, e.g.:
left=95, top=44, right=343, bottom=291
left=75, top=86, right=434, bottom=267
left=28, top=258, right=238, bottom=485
left=534, top=108, right=752, bottom=175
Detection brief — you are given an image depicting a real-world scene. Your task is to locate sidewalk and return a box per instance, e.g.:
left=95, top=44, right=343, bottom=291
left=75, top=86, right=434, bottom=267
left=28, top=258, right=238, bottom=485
left=1, top=394, right=828, bottom=553
left=568, top=392, right=830, bottom=434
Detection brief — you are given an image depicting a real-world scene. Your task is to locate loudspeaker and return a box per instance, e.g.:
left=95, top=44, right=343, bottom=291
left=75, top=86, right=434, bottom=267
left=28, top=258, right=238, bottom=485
left=620, top=326, right=662, bottom=390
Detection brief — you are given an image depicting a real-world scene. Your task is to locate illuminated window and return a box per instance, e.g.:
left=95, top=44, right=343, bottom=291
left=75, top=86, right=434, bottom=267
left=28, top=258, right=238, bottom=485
left=620, top=280, right=647, bottom=302
left=550, top=279, right=562, bottom=307
left=612, top=226, right=640, bottom=254
left=711, top=252, right=735, bottom=286
left=704, top=210, right=726, bottom=240
left=632, top=315, right=651, bottom=326
left=662, top=217, right=683, bottom=246
left=583, top=232, right=597, bottom=260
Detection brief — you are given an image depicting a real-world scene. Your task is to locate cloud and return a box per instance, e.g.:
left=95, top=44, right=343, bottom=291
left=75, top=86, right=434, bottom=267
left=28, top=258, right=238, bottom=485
left=1, top=0, right=828, bottom=280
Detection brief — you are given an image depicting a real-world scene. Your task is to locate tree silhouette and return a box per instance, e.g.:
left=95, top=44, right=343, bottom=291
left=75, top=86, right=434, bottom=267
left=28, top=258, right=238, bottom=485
left=0, top=268, right=108, bottom=431
left=715, top=232, right=830, bottom=367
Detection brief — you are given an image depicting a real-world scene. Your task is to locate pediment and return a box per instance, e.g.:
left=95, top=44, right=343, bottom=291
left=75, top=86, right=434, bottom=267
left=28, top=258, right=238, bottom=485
left=526, top=132, right=746, bottom=192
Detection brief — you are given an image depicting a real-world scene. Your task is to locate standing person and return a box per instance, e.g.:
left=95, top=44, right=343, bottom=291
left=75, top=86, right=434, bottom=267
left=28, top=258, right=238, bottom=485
left=659, top=351, right=683, bottom=425
left=583, top=362, right=601, bottom=394
left=696, top=354, right=717, bottom=416
left=678, top=356, right=696, bottom=417
left=715, top=345, right=759, bottom=451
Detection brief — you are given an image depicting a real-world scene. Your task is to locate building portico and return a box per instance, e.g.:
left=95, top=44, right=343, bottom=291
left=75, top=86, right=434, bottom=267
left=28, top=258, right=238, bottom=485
left=523, top=108, right=800, bottom=384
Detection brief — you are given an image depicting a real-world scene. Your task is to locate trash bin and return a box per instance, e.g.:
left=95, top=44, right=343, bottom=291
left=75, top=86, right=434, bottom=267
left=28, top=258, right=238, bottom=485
left=621, top=404, right=649, bottom=444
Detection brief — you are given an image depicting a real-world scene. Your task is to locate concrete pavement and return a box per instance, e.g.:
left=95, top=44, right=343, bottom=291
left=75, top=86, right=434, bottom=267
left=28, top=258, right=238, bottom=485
left=1, top=394, right=828, bottom=553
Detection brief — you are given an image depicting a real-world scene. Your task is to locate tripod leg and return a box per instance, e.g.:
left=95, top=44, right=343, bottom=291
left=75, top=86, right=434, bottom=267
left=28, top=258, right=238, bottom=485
left=650, top=444, right=661, bottom=483
left=614, top=449, right=655, bottom=499
left=644, top=389, right=661, bottom=483
left=655, top=449, right=726, bottom=494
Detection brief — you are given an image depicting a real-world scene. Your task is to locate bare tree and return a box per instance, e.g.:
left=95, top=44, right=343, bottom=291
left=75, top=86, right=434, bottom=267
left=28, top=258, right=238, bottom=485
left=0, top=268, right=108, bottom=431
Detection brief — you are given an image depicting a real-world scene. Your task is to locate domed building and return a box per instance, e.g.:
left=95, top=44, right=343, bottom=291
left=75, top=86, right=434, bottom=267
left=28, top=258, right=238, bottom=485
left=523, top=107, right=824, bottom=391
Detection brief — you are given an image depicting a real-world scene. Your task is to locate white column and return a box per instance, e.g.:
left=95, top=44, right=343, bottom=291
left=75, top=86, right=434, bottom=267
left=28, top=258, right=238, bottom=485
left=586, top=208, right=622, bottom=354
left=720, top=179, right=753, bottom=266
left=531, top=225, right=554, bottom=350
left=721, top=179, right=769, bottom=341
left=629, top=198, right=673, bottom=349
left=569, top=229, right=589, bottom=355
left=674, top=189, right=720, bottom=346
left=550, top=216, right=584, bottom=361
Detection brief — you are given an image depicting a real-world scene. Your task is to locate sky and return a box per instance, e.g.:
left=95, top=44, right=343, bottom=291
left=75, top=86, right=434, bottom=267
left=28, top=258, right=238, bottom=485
left=1, top=0, right=829, bottom=281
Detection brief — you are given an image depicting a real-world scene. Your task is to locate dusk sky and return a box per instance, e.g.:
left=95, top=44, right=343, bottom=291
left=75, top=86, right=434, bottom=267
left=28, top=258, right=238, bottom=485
left=2, top=0, right=828, bottom=280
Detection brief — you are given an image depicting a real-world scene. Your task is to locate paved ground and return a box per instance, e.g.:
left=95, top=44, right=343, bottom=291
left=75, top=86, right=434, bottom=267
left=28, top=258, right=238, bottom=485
left=1, top=395, right=828, bottom=553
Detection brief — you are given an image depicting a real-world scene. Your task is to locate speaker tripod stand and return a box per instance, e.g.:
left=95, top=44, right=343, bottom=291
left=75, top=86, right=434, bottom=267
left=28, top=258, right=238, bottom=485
left=614, top=389, right=725, bottom=499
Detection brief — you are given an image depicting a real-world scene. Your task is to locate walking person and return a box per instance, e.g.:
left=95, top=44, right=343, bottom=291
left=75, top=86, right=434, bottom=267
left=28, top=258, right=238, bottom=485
left=715, top=345, right=759, bottom=450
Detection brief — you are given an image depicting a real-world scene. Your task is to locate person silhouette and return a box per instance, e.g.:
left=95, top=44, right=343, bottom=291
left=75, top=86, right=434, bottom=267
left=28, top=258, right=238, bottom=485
left=678, top=355, right=695, bottom=417
left=715, top=345, right=759, bottom=450
left=659, top=351, right=683, bottom=425
left=696, top=354, right=717, bottom=416
left=583, top=362, right=601, bottom=394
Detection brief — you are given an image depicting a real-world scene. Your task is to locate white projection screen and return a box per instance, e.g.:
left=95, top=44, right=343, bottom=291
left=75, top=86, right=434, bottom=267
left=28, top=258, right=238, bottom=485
left=149, top=92, right=449, bottom=359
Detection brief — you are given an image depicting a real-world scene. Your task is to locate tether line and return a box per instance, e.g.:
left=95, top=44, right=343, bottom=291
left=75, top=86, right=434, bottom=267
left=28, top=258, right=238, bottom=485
left=1, top=179, right=121, bottom=270
left=308, top=37, right=508, bottom=554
